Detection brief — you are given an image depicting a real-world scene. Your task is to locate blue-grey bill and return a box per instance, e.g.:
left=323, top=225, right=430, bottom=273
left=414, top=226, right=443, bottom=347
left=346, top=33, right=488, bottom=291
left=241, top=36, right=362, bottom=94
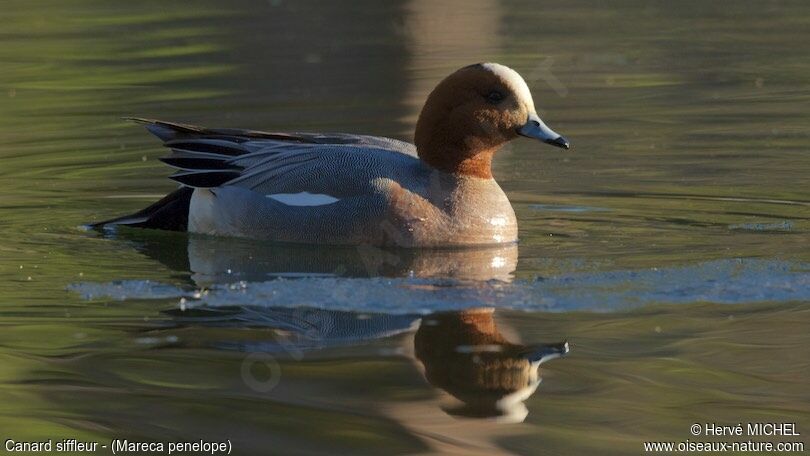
left=518, top=113, right=569, bottom=149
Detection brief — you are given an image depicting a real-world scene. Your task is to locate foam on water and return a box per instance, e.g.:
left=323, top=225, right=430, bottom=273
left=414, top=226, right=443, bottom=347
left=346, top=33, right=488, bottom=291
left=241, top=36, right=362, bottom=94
left=68, top=259, right=810, bottom=314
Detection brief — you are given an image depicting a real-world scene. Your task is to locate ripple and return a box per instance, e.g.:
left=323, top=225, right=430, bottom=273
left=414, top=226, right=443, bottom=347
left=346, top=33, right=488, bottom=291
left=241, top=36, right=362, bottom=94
left=68, top=259, right=810, bottom=314
left=729, top=220, right=793, bottom=232
left=529, top=204, right=610, bottom=213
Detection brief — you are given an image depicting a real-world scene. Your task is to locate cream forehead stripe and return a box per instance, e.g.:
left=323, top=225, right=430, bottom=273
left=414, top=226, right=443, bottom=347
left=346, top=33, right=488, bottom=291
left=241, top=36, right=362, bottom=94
left=480, top=63, right=536, bottom=110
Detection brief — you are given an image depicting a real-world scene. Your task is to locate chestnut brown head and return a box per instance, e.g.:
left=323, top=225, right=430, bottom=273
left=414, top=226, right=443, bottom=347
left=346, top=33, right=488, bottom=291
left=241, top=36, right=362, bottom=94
left=415, top=63, right=568, bottom=178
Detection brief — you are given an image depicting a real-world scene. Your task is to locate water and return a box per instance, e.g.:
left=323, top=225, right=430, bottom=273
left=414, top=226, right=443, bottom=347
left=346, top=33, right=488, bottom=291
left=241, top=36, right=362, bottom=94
left=1, top=0, right=809, bottom=454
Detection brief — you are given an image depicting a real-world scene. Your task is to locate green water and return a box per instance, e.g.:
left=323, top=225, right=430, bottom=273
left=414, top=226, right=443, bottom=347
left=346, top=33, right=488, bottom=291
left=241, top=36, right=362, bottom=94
left=1, top=0, right=809, bottom=454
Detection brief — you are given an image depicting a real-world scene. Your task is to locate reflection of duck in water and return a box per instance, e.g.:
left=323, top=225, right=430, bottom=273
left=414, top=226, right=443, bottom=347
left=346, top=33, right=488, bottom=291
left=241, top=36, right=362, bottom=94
left=102, top=222, right=569, bottom=424
left=105, top=229, right=518, bottom=283
left=106, top=228, right=568, bottom=424
left=414, top=309, right=568, bottom=423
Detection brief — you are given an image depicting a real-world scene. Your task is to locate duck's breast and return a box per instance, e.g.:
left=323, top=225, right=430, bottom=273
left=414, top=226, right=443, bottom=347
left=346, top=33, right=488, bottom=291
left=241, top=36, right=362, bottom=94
left=378, top=173, right=518, bottom=246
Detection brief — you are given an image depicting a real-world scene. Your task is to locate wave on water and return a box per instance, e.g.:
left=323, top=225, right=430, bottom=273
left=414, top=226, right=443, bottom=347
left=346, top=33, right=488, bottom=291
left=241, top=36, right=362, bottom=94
left=68, top=259, right=810, bottom=314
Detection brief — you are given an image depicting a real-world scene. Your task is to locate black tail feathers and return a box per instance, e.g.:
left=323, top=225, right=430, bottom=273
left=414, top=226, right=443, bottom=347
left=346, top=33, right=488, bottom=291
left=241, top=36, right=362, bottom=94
left=89, top=187, right=194, bottom=232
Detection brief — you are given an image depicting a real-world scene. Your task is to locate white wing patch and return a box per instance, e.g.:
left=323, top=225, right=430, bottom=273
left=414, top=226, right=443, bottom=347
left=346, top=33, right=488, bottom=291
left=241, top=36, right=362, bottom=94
left=267, top=192, right=340, bottom=206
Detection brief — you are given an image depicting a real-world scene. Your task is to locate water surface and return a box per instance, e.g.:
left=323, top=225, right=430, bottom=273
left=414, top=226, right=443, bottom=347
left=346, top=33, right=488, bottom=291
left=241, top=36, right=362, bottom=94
left=1, top=0, right=809, bottom=454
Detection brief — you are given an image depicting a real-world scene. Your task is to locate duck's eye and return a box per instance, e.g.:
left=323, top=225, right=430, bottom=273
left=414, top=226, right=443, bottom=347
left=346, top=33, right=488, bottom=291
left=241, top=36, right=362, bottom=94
left=486, top=91, right=505, bottom=104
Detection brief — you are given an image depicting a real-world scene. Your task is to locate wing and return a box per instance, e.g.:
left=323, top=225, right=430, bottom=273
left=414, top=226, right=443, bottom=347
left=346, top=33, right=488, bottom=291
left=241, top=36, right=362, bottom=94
left=221, top=143, right=420, bottom=196
left=131, top=117, right=417, bottom=154
left=129, top=118, right=421, bottom=196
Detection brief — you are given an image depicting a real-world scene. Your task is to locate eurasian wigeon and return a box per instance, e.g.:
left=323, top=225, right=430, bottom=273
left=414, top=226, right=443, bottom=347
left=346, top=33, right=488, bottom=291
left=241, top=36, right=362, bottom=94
left=93, top=63, right=569, bottom=247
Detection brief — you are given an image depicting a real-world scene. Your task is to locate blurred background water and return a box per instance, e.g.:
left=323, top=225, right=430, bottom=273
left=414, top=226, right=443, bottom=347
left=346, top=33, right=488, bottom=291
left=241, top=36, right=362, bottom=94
left=1, top=0, right=809, bottom=454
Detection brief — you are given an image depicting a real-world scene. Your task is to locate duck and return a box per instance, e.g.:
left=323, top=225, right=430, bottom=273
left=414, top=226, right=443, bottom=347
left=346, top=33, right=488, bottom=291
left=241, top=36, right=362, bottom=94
left=93, top=63, right=569, bottom=247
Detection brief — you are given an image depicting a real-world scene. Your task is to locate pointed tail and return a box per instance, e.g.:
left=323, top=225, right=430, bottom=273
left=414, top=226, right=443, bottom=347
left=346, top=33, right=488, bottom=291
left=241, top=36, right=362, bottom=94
left=88, top=186, right=194, bottom=231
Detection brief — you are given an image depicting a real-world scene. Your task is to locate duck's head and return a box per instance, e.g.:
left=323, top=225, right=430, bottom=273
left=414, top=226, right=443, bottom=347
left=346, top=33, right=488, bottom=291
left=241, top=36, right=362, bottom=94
left=415, top=62, right=568, bottom=178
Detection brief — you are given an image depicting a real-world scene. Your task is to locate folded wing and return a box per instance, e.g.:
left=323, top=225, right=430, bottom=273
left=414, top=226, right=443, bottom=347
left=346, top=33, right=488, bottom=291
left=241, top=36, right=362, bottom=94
left=128, top=118, right=420, bottom=197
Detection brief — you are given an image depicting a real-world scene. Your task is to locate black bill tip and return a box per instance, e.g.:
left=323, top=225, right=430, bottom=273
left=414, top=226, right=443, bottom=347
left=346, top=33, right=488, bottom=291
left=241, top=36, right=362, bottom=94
left=546, top=136, right=570, bottom=150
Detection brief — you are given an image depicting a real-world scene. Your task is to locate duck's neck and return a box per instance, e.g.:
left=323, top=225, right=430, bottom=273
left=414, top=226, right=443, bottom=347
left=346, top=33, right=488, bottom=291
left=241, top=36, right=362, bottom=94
left=415, top=115, right=499, bottom=179
left=438, top=309, right=508, bottom=345
left=418, top=143, right=496, bottom=179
